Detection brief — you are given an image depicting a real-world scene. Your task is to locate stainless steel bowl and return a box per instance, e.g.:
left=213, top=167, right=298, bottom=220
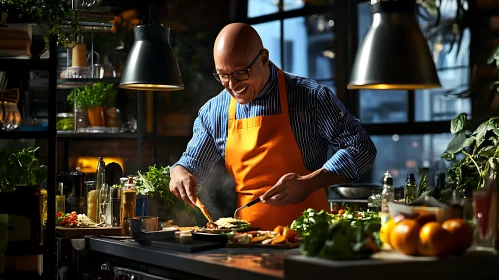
left=128, top=216, right=159, bottom=237
left=331, top=183, right=382, bottom=199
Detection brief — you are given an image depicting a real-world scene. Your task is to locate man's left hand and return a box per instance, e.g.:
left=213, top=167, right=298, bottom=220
left=260, top=173, right=312, bottom=205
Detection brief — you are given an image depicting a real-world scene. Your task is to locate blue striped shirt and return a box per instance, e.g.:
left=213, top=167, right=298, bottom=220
left=172, top=62, right=377, bottom=184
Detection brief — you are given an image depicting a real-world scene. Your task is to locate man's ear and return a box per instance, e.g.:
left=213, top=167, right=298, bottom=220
left=261, top=48, right=270, bottom=66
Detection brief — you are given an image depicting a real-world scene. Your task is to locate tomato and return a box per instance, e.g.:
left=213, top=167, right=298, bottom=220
left=283, top=228, right=298, bottom=241
left=56, top=211, right=63, bottom=218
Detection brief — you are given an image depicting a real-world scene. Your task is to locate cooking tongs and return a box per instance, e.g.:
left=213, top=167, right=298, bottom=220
left=233, top=197, right=261, bottom=219
left=196, top=198, right=214, bottom=223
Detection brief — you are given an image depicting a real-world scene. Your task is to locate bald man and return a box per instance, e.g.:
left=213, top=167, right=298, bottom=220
left=170, top=23, right=377, bottom=230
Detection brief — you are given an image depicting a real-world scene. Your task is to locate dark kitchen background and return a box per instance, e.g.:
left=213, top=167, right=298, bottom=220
left=2, top=0, right=497, bottom=224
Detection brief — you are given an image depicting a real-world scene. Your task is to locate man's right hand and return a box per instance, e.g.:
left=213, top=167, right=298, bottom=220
left=169, top=165, right=197, bottom=207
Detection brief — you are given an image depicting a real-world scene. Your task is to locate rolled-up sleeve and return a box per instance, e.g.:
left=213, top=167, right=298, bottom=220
left=316, top=86, right=377, bottom=181
left=170, top=104, right=221, bottom=184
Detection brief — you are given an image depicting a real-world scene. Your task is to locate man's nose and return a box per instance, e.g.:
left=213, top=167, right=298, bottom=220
left=228, top=76, right=240, bottom=90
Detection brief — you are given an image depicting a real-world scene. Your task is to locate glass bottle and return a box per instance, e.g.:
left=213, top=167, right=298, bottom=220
left=99, top=183, right=110, bottom=225
left=367, top=190, right=381, bottom=212
left=96, top=157, right=106, bottom=222
left=121, top=176, right=136, bottom=236
left=56, top=182, right=66, bottom=214
left=381, top=170, right=394, bottom=226
left=404, top=173, right=416, bottom=204
left=451, top=190, right=464, bottom=219
left=86, top=181, right=98, bottom=222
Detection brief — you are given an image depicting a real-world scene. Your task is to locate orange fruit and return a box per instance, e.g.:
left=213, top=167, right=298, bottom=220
left=273, top=225, right=284, bottom=235
left=283, top=228, right=298, bottom=241
left=441, top=218, right=473, bottom=255
left=390, top=219, right=421, bottom=256
left=415, top=214, right=437, bottom=226
left=380, top=219, right=396, bottom=247
left=271, top=235, right=286, bottom=244
left=419, top=222, right=453, bottom=257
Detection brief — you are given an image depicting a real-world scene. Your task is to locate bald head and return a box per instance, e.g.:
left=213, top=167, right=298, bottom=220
left=214, top=23, right=263, bottom=60
left=213, top=23, right=271, bottom=104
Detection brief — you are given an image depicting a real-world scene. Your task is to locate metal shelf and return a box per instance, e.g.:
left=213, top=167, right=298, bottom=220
left=57, top=77, right=121, bottom=89
left=57, top=132, right=138, bottom=139
left=0, top=58, right=50, bottom=71
left=0, top=130, right=50, bottom=139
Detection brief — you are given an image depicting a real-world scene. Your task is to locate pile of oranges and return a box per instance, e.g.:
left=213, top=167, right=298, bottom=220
left=380, top=214, right=473, bottom=257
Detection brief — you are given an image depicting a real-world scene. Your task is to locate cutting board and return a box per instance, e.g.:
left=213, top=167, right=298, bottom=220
left=56, top=226, right=121, bottom=239
left=150, top=239, right=225, bottom=253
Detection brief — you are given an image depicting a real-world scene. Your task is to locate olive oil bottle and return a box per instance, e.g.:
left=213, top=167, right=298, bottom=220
left=56, top=182, right=65, bottom=214
left=404, top=173, right=416, bottom=204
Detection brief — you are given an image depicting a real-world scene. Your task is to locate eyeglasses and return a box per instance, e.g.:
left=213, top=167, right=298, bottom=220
left=213, top=49, right=263, bottom=83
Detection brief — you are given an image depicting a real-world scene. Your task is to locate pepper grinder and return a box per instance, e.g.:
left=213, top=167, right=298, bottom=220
left=110, top=186, right=121, bottom=227
left=68, top=167, right=87, bottom=214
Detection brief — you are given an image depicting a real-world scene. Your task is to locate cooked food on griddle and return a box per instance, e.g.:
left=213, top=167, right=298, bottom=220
left=206, top=217, right=251, bottom=230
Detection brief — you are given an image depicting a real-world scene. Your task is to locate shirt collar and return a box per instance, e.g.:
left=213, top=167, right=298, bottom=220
left=254, top=61, right=278, bottom=100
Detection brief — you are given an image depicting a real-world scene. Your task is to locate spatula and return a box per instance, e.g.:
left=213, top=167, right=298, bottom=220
left=195, top=198, right=213, bottom=223
left=233, top=197, right=261, bottom=219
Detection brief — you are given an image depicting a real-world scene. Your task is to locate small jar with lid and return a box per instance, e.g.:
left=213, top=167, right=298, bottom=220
left=56, top=113, right=75, bottom=131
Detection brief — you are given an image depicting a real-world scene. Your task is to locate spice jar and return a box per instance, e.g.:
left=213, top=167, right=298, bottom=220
left=121, top=177, right=136, bottom=236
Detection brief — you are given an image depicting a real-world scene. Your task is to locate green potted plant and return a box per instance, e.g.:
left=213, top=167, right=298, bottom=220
left=135, top=165, right=198, bottom=225
left=0, top=146, right=47, bottom=249
left=440, top=113, right=499, bottom=200
left=67, top=82, right=117, bottom=128
left=0, top=146, right=47, bottom=193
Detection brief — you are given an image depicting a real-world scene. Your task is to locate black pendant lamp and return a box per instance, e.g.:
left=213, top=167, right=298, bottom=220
left=348, top=0, right=441, bottom=90
left=119, top=5, right=184, bottom=91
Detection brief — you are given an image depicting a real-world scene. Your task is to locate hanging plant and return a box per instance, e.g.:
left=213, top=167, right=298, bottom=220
left=4, top=0, right=81, bottom=45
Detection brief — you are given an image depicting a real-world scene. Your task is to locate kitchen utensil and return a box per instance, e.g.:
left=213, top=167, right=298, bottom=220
left=233, top=197, right=261, bottom=219
left=195, top=198, right=213, bottom=223
left=331, top=183, right=382, bottom=199
left=128, top=216, right=158, bottom=236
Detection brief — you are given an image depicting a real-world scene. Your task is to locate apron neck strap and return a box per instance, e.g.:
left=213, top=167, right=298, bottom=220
left=228, top=67, right=288, bottom=120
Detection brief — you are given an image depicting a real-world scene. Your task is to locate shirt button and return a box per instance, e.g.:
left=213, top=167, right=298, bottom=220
left=340, top=111, right=344, bottom=117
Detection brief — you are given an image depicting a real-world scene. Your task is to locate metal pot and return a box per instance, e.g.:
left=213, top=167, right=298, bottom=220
left=128, top=216, right=158, bottom=236
left=330, top=183, right=382, bottom=199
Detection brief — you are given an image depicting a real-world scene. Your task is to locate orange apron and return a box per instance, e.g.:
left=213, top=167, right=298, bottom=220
left=225, top=68, right=329, bottom=230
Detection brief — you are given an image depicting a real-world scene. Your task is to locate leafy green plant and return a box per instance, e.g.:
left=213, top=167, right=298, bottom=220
left=416, top=174, right=432, bottom=199
left=4, top=0, right=81, bottom=45
left=487, top=46, right=499, bottom=93
left=67, top=82, right=117, bottom=109
left=0, top=147, right=48, bottom=192
left=135, top=165, right=197, bottom=223
left=441, top=113, right=499, bottom=199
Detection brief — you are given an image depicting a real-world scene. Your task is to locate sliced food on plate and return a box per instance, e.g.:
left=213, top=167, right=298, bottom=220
left=205, top=217, right=251, bottom=231
left=227, top=226, right=300, bottom=245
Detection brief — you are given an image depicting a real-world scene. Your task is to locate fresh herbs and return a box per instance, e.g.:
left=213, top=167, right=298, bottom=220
left=67, top=83, right=117, bottom=109
left=442, top=113, right=499, bottom=199
left=134, top=165, right=198, bottom=223
left=416, top=174, right=432, bottom=198
left=290, top=209, right=334, bottom=237
left=300, top=220, right=381, bottom=260
left=290, top=208, right=381, bottom=238
left=0, top=147, right=47, bottom=192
